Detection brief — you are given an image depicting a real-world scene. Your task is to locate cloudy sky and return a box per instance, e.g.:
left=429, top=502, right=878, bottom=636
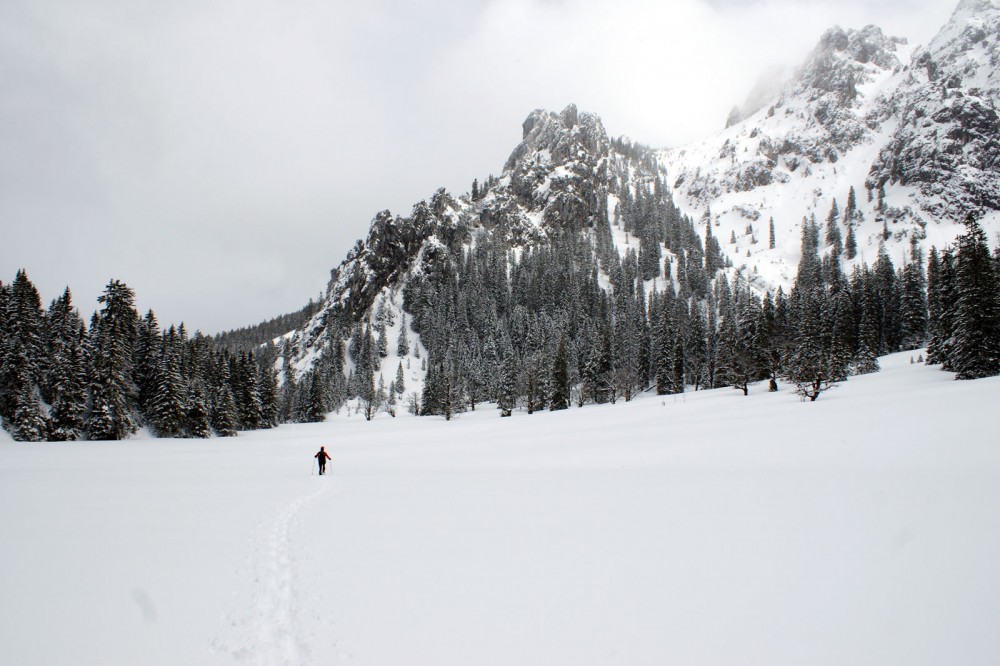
left=1, top=0, right=954, bottom=333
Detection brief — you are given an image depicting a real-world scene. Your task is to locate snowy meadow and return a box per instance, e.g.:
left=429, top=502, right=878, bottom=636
left=2, top=351, right=998, bottom=666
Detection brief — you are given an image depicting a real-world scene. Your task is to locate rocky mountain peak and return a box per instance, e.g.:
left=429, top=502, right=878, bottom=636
left=505, top=103, right=609, bottom=172
left=794, top=24, right=905, bottom=106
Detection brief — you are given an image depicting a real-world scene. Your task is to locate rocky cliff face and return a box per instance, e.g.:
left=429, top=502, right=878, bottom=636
left=867, top=0, right=1000, bottom=219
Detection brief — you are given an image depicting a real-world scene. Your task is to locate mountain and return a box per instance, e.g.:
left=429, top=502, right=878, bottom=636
left=665, top=0, right=1000, bottom=289
left=272, top=0, right=1000, bottom=417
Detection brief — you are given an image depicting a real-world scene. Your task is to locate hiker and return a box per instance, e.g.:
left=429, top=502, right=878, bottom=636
left=314, top=446, right=331, bottom=475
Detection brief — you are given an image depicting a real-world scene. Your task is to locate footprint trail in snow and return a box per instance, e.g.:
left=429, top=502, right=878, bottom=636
left=215, top=482, right=331, bottom=665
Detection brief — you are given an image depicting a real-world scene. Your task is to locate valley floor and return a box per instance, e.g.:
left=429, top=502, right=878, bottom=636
left=1, top=351, right=999, bottom=665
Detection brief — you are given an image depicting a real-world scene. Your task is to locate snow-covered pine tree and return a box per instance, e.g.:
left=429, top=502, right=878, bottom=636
left=258, top=361, right=279, bottom=428
left=900, top=238, right=928, bottom=351
left=12, top=382, right=48, bottom=441
left=149, top=333, right=186, bottom=437
left=854, top=278, right=881, bottom=375
left=845, top=224, right=858, bottom=260
left=87, top=280, right=140, bottom=441
left=549, top=335, right=570, bottom=411
left=953, top=215, right=1000, bottom=379
left=396, top=314, right=410, bottom=356
left=186, top=385, right=212, bottom=438
left=394, top=361, right=405, bottom=394
left=497, top=351, right=517, bottom=417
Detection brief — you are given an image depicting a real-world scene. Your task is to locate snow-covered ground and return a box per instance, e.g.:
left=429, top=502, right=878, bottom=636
left=2, top=351, right=999, bottom=666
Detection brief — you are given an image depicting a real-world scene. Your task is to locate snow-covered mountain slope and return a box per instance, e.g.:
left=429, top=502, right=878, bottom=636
left=275, top=0, right=998, bottom=385
left=3, top=351, right=999, bottom=665
left=282, top=104, right=678, bottom=380
left=665, top=0, right=1000, bottom=290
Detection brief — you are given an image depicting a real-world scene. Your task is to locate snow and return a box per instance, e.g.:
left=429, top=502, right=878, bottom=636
left=2, top=352, right=1000, bottom=665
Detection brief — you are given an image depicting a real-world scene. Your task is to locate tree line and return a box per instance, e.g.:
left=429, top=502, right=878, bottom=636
left=3, top=190, right=998, bottom=438
left=0, top=275, right=279, bottom=441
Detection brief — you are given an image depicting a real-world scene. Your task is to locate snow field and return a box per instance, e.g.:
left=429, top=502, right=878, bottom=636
left=1, top=351, right=999, bottom=665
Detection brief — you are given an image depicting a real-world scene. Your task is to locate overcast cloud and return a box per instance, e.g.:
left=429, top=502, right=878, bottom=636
left=0, top=0, right=954, bottom=333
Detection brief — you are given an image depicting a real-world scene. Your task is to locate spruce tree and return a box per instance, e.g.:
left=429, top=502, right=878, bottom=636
left=150, top=341, right=185, bottom=437
left=396, top=315, right=411, bottom=356
left=186, top=386, right=212, bottom=438
left=899, top=239, right=928, bottom=351
left=496, top=345, right=518, bottom=417
left=12, top=383, right=48, bottom=441
left=395, top=361, right=406, bottom=394
left=257, top=361, right=279, bottom=428
left=306, top=371, right=327, bottom=422
left=953, top=215, right=1000, bottom=379
left=845, top=224, right=858, bottom=260
left=212, top=385, right=239, bottom=436
left=87, top=280, right=140, bottom=441
left=854, top=280, right=881, bottom=375
left=549, top=336, right=570, bottom=410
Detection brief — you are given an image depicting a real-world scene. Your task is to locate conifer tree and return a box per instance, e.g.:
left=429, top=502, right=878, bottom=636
left=925, top=247, right=946, bottom=364
left=186, top=386, right=212, bottom=438
left=854, top=280, right=881, bottom=375
left=497, top=351, right=518, bottom=417
left=258, top=362, right=280, bottom=428
left=48, top=324, right=88, bottom=441
left=376, top=324, right=389, bottom=358
left=211, top=357, right=239, bottom=436
left=12, top=383, right=48, bottom=441
left=396, top=315, right=411, bottom=356
left=134, top=310, right=161, bottom=415
left=395, top=361, right=405, bottom=394
left=845, top=224, right=858, bottom=260
left=87, top=280, right=140, bottom=441
left=768, top=217, right=776, bottom=250
left=845, top=186, right=858, bottom=224
left=549, top=336, right=570, bottom=410
left=953, top=215, right=1000, bottom=379
left=900, top=239, right=928, bottom=350
left=825, top=200, right=843, bottom=258
left=306, top=371, right=328, bottom=422
left=150, top=339, right=185, bottom=437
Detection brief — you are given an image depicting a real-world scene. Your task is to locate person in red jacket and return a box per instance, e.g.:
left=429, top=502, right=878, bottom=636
left=314, top=446, right=331, bottom=475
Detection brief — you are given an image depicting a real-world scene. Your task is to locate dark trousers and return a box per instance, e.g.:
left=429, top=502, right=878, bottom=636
left=318, top=462, right=326, bottom=475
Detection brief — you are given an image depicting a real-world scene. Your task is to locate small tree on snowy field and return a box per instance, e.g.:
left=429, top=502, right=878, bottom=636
left=376, top=374, right=388, bottom=415
left=397, top=316, right=411, bottom=357
left=386, top=385, right=397, bottom=417
left=769, top=217, right=776, bottom=249
left=407, top=391, right=420, bottom=416
left=792, top=369, right=837, bottom=402
left=395, top=361, right=405, bottom=394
